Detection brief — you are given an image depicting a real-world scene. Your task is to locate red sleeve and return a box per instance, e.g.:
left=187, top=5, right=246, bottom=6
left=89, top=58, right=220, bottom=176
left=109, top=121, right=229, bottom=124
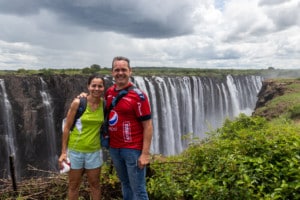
left=132, top=90, right=152, bottom=121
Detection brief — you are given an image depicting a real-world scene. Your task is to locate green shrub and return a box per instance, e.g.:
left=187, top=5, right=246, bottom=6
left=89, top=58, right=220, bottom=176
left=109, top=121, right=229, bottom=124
left=289, top=105, right=300, bottom=119
left=39, top=68, right=54, bottom=76
left=147, top=114, right=300, bottom=200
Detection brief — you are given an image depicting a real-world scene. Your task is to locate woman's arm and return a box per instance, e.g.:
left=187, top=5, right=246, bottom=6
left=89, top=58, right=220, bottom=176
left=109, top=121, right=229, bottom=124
left=58, top=98, right=80, bottom=166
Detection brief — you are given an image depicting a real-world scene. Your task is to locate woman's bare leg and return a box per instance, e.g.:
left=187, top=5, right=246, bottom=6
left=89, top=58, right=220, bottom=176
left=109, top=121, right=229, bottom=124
left=68, top=169, right=84, bottom=200
left=86, top=167, right=101, bottom=200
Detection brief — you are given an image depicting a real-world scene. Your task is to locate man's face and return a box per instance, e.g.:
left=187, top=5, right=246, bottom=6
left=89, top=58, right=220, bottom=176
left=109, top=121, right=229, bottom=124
left=112, top=60, right=132, bottom=88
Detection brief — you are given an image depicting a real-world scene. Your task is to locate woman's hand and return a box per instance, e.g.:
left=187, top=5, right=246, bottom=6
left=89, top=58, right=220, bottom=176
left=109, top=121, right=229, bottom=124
left=58, top=153, right=68, bottom=169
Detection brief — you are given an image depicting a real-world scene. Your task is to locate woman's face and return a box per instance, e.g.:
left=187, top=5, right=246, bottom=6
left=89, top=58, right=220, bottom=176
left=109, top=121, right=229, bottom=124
left=88, top=78, right=105, bottom=98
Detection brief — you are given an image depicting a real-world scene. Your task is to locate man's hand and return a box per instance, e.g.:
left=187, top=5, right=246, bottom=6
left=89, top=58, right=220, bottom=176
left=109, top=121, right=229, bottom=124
left=138, top=153, right=151, bottom=169
left=77, top=92, right=88, bottom=98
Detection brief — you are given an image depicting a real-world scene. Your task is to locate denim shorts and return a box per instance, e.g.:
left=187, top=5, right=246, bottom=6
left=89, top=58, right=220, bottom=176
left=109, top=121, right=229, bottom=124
left=68, top=149, right=103, bottom=169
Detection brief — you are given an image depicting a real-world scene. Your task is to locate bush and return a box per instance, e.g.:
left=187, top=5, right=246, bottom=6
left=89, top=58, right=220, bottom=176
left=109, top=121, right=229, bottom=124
left=147, top=114, right=300, bottom=200
left=289, top=105, right=300, bottom=119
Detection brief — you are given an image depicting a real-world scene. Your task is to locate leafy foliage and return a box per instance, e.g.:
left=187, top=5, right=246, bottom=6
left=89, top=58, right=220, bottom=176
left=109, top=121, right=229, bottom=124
left=147, top=114, right=300, bottom=200
left=289, top=105, right=300, bottom=120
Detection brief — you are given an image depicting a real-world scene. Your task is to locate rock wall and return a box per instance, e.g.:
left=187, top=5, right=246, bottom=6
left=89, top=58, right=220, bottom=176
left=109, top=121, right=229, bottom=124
left=0, top=74, right=108, bottom=178
left=0, top=74, right=263, bottom=179
left=253, top=78, right=300, bottom=119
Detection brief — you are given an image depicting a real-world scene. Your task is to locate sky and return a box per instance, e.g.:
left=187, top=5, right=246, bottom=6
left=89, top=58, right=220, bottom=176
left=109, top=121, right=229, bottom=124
left=0, top=0, right=299, bottom=70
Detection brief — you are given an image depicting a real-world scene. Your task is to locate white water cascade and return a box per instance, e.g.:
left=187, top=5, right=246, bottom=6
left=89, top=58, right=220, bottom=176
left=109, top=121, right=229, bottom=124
left=0, top=74, right=264, bottom=178
left=40, top=78, right=58, bottom=171
left=133, top=75, right=263, bottom=156
left=0, top=79, right=19, bottom=179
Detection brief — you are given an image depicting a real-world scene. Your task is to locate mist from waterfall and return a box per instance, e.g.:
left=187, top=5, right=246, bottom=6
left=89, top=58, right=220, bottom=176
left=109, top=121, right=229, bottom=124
left=133, top=75, right=263, bottom=156
left=40, top=78, right=58, bottom=171
left=0, top=79, right=19, bottom=179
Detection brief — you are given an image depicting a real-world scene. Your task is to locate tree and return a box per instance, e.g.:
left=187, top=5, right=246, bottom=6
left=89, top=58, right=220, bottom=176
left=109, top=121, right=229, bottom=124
left=90, top=64, right=101, bottom=71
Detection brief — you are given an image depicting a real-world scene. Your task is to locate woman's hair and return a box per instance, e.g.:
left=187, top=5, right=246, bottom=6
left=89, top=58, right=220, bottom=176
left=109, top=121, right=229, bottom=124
left=112, top=56, right=130, bottom=68
left=87, top=74, right=105, bottom=87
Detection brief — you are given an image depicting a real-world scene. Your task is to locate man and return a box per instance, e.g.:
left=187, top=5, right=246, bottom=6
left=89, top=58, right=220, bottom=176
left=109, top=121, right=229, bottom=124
left=106, top=56, right=153, bottom=200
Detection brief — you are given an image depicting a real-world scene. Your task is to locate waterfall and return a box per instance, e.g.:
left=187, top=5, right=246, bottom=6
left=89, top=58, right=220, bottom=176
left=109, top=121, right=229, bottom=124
left=0, top=79, right=19, bottom=179
left=227, top=75, right=240, bottom=116
left=134, top=76, right=161, bottom=155
left=39, top=78, right=58, bottom=171
left=0, top=74, right=263, bottom=178
left=134, top=75, right=263, bottom=156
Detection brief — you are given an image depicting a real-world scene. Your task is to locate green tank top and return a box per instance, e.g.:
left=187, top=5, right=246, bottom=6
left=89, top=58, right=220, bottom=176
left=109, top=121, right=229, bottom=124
left=68, top=100, right=104, bottom=152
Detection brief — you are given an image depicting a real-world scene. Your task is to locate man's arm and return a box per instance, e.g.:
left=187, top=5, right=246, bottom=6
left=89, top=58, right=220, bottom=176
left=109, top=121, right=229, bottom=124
left=138, top=119, right=153, bottom=169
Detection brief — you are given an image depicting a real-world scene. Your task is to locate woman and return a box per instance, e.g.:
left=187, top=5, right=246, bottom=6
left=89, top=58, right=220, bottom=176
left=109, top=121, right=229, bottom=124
left=58, top=74, right=105, bottom=200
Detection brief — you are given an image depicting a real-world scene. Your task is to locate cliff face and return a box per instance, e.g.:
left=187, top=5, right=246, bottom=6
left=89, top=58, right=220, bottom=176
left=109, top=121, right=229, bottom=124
left=253, top=79, right=300, bottom=120
left=0, top=74, right=113, bottom=178
left=0, top=74, right=263, bottom=179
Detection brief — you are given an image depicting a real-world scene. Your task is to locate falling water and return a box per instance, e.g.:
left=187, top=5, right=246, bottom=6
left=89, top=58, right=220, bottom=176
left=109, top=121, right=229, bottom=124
left=134, top=75, right=263, bottom=156
left=39, top=78, right=58, bottom=171
left=0, top=79, right=19, bottom=179
left=134, top=76, right=161, bottom=155
left=0, top=75, right=263, bottom=178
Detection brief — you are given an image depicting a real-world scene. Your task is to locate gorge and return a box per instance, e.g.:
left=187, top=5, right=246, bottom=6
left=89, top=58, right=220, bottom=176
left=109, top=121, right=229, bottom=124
left=0, top=74, right=263, bottom=179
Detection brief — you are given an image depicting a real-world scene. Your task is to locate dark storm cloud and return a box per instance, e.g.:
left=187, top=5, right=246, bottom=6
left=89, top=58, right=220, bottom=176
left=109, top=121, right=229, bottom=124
left=0, top=0, right=195, bottom=38
left=0, top=0, right=41, bottom=15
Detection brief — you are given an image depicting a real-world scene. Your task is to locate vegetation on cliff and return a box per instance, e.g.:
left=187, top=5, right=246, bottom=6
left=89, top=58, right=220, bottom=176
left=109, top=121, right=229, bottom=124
left=147, top=115, right=300, bottom=199
left=253, top=78, right=300, bottom=120
left=2, top=66, right=300, bottom=78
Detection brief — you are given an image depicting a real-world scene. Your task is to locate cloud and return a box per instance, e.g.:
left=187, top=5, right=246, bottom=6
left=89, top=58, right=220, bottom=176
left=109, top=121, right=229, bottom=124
left=0, top=40, right=39, bottom=68
left=259, top=0, right=292, bottom=6
left=0, top=0, right=41, bottom=16
left=0, top=0, right=299, bottom=70
left=260, top=0, right=300, bottom=31
left=0, top=0, right=197, bottom=38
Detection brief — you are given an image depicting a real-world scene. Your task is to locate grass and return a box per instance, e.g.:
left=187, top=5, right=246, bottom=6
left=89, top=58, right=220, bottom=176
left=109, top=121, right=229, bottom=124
left=254, top=79, right=300, bottom=120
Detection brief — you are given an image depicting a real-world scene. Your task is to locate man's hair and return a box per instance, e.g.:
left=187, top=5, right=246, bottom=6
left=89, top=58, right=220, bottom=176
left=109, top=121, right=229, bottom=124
left=112, top=56, right=130, bottom=68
